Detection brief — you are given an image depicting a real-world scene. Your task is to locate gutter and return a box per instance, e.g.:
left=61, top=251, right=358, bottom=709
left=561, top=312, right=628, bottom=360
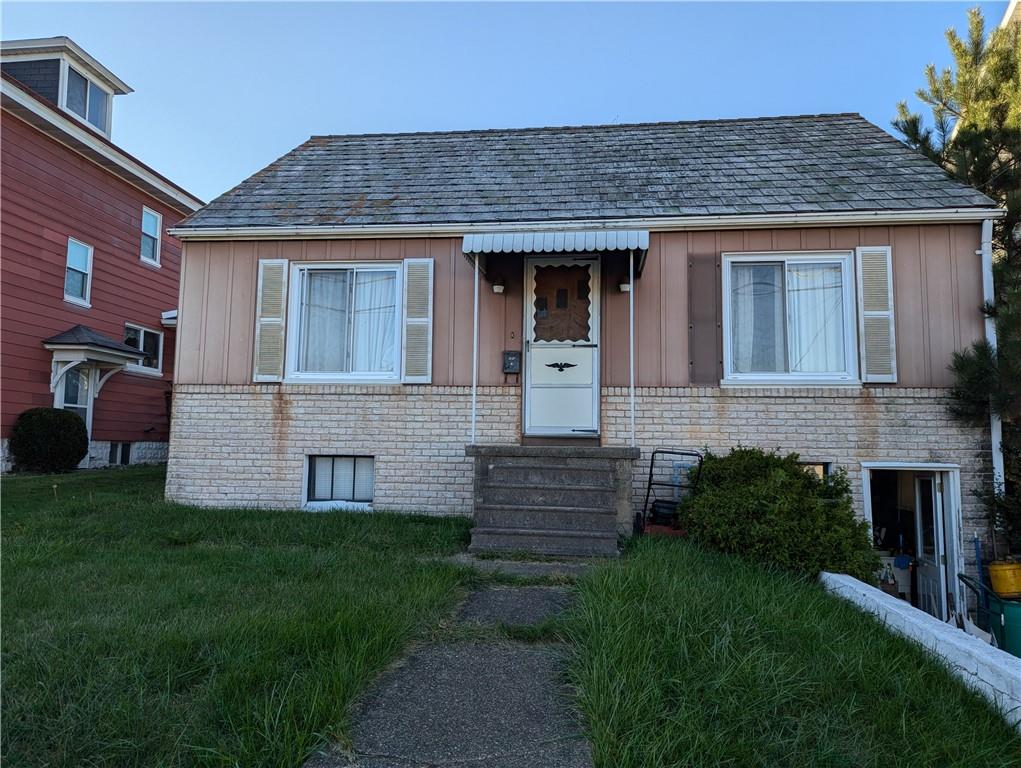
left=169, top=207, right=1005, bottom=241
left=981, top=218, right=1006, bottom=488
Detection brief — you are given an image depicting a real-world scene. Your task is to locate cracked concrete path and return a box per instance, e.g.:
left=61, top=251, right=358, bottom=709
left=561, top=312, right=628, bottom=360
left=306, top=583, right=592, bottom=768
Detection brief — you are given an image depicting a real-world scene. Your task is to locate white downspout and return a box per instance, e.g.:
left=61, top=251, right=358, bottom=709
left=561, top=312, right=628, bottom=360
left=629, top=249, right=636, bottom=448
left=980, top=218, right=1005, bottom=487
left=471, top=254, right=480, bottom=445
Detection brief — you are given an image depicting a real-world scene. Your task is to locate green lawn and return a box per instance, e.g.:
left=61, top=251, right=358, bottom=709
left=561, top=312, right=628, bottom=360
left=1, top=466, right=473, bottom=767
left=568, top=538, right=1021, bottom=768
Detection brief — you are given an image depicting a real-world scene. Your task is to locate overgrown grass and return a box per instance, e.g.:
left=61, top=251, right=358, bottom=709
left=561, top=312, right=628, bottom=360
left=568, top=538, right=1021, bottom=768
left=2, top=466, right=472, bottom=767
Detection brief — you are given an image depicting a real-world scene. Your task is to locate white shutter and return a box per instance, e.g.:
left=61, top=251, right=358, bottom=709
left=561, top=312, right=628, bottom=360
left=856, top=246, right=896, bottom=383
left=402, top=258, right=434, bottom=383
left=253, top=259, right=288, bottom=382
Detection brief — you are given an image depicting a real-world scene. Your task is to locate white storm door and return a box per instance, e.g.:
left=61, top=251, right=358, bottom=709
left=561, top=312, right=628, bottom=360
left=524, top=257, right=600, bottom=436
left=914, top=474, right=948, bottom=621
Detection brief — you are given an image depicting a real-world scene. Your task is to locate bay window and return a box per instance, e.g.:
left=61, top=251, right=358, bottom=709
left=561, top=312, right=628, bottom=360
left=722, top=252, right=857, bottom=384
left=287, top=263, right=401, bottom=381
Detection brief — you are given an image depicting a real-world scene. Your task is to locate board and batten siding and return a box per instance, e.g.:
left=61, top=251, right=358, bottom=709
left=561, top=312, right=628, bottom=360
left=0, top=111, right=185, bottom=442
left=176, top=224, right=984, bottom=389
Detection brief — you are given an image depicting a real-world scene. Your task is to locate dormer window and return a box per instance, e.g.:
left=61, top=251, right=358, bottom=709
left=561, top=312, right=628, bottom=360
left=65, top=65, right=109, bottom=133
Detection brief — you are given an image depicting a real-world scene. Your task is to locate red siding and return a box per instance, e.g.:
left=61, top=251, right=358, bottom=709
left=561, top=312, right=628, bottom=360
left=1, top=111, right=189, bottom=442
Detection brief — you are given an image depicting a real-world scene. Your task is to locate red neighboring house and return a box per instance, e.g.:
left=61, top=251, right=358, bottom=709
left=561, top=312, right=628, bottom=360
left=1, top=37, right=203, bottom=469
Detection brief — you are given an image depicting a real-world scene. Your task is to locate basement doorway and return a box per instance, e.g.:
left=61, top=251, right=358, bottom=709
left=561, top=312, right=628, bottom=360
left=862, top=463, right=964, bottom=622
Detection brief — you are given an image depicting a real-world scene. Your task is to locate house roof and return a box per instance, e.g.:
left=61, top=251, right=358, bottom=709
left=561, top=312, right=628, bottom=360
left=1, top=36, right=132, bottom=94
left=177, top=113, right=995, bottom=233
left=1, top=72, right=203, bottom=213
left=43, top=324, right=141, bottom=356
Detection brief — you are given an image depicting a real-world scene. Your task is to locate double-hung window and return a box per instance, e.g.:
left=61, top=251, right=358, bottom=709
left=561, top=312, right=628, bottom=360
left=64, top=237, right=93, bottom=307
left=722, top=252, right=857, bottom=384
left=287, top=263, right=401, bottom=381
left=140, top=207, right=162, bottom=266
left=124, top=323, right=163, bottom=375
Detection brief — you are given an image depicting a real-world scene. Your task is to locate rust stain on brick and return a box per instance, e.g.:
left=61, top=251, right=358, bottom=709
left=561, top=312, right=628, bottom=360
left=271, top=388, right=291, bottom=452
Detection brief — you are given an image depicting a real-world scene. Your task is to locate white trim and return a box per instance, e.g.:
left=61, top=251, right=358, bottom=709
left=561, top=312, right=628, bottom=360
left=63, top=236, right=93, bottom=307
left=1, top=37, right=132, bottom=94
left=123, top=322, right=164, bottom=376
left=140, top=206, right=162, bottom=267
left=1, top=79, right=203, bottom=212
left=63, top=61, right=114, bottom=137
left=860, top=462, right=964, bottom=620
left=628, top=248, right=636, bottom=447
left=980, top=218, right=1006, bottom=488
left=470, top=254, right=479, bottom=444
left=284, top=261, right=403, bottom=384
left=53, top=363, right=96, bottom=437
left=169, top=208, right=1005, bottom=241
left=721, top=250, right=858, bottom=385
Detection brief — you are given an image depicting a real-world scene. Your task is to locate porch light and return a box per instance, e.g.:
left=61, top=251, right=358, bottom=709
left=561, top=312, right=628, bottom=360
left=619, top=283, right=631, bottom=293
left=492, top=281, right=505, bottom=294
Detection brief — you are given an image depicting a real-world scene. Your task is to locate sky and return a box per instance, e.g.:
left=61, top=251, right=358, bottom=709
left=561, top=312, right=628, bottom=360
left=2, top=1, right=1007, bottom=203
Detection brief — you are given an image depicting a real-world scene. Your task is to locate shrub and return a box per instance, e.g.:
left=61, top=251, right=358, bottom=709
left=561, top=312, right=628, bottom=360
left=9, top=407, right=88, bottom=473
left=677, top=447, right=877, bottom=581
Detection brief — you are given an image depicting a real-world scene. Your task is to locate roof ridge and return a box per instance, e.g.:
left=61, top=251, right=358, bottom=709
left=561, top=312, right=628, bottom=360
left=308, top=112, right=865, bottom=142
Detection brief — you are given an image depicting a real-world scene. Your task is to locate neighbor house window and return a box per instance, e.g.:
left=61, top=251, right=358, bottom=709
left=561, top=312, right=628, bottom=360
left=124, top=323, right=163, bottom=374
left=64, top=237, right=93, bottom=307
left=65, top=65, right=109, bottom=133
left=287, top=264, right=401, bottom=381
left=307, top=456, right=375, bottom=505
left=140, top=207, right=162, bottom=265
left=722, top=252, right=857, bottom=383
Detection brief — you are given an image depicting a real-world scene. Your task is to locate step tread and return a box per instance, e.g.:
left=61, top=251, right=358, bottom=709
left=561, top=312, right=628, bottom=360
left=475, top=503, right=616, bottom=515
left=480, top=481, right=613, bottom=492
left=472, top=526, right=618, bottom=540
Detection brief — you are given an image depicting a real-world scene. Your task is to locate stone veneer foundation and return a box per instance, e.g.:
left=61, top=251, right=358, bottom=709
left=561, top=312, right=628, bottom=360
left=166, top=384, right=990, bottom=549
left=1, top=438, right=168, bottom=472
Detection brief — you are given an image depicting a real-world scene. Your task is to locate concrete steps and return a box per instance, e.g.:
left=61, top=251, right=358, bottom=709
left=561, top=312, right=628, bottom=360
left=465, top=445, right=639, bottom=558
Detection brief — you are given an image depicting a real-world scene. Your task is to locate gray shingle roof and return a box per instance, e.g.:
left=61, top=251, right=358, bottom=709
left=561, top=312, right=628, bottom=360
left=44, top=324, right=142, bottom=356
left=180, top=113, right=994, bottom=230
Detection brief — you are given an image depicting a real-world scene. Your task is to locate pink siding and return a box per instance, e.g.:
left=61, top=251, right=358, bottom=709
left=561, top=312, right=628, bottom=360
left=176, top=223, right=984, bottom=390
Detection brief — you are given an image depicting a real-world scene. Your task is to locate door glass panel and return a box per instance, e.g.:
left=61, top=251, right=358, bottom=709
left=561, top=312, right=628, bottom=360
left=533, top=264, right=591, bottom=342
left=918, top=477, right=936, bottom=558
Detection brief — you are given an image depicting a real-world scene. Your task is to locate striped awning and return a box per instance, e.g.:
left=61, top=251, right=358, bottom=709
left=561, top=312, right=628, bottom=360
left=462, top=230, right=649, bottom=255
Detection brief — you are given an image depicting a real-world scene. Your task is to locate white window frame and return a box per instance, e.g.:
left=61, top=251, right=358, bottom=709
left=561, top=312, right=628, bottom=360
left=54, top=364, right=95, bottom=437
left=63, top=237, right=93, bottom=308
left=124, top=322, right=164, bottom=376
left=285, top=262, right=403, bottom=384
left=302, top=455, right=374, bottom=511
left=58, top=60, right=113, bottom=136
left=140, top=207, right=162, bottom=267
left=721, top=251, right=859, bottom=386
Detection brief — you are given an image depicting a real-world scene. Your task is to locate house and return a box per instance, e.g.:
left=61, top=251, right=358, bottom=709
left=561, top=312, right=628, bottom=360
left=1, top=37, right=203, bottom=469
left=166, top=114, right=1002, bottom=622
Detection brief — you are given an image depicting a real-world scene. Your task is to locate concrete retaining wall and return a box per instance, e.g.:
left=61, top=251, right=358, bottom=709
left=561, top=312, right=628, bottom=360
left=821, top=571, right=1021, bottom=730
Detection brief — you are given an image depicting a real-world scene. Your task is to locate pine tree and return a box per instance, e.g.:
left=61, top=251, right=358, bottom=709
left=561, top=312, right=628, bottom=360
left=893, top=7, right=1021, bottom=551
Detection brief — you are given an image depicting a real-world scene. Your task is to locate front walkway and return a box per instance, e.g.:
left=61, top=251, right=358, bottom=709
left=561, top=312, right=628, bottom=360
left=307, top=559, right=593, bottom=768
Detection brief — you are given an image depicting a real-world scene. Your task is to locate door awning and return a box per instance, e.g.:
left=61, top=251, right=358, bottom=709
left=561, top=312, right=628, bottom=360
left=462, top=229, right=649, bottom=256
left=43, top=324, right=143, bottom=393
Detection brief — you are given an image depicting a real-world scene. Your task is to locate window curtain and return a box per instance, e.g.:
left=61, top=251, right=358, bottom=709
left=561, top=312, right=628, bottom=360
left=787, top=263, right=845, bottom=373
left=731, top=263, right=786, bottom=373
left=352, top=271, right=396, bottom=372
left=300, top=271, right=351, bottom=371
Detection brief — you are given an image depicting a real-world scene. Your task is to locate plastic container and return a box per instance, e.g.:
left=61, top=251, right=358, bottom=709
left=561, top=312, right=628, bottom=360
left=987, top=597, right=1021, bottom=657
left=989, top=562, right=1021, bottom=598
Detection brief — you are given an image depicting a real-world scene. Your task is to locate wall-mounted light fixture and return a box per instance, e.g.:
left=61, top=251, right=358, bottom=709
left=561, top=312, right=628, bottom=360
left=618, top=283, right=631, bottom=293
left=492, top=280, right=505, bottom=294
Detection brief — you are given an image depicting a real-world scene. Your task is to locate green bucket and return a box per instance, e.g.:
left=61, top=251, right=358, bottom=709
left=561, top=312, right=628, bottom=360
left=987, top=597, right=1021, bottom=657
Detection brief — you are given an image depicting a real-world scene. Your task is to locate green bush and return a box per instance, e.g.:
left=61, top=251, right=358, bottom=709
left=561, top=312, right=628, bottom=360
left=677, top=447, right=877, bottom=581
left=9, top=407, right=88, bottom=473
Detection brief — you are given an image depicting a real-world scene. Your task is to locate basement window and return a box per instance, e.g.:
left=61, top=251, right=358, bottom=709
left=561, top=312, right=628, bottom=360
left=307, top=455, right=374, bottom=509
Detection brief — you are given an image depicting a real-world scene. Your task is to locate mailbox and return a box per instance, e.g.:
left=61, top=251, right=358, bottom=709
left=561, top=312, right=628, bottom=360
left=502, top=350, right=522, bottom=374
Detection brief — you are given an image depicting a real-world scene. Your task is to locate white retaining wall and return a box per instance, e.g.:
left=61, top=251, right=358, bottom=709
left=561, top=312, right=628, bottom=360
left=821, top=571, right=1021, bottom=730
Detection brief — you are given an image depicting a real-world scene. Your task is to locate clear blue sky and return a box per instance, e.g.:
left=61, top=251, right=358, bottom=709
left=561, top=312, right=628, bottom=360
left=3, top=1, right=1006, bottom=203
